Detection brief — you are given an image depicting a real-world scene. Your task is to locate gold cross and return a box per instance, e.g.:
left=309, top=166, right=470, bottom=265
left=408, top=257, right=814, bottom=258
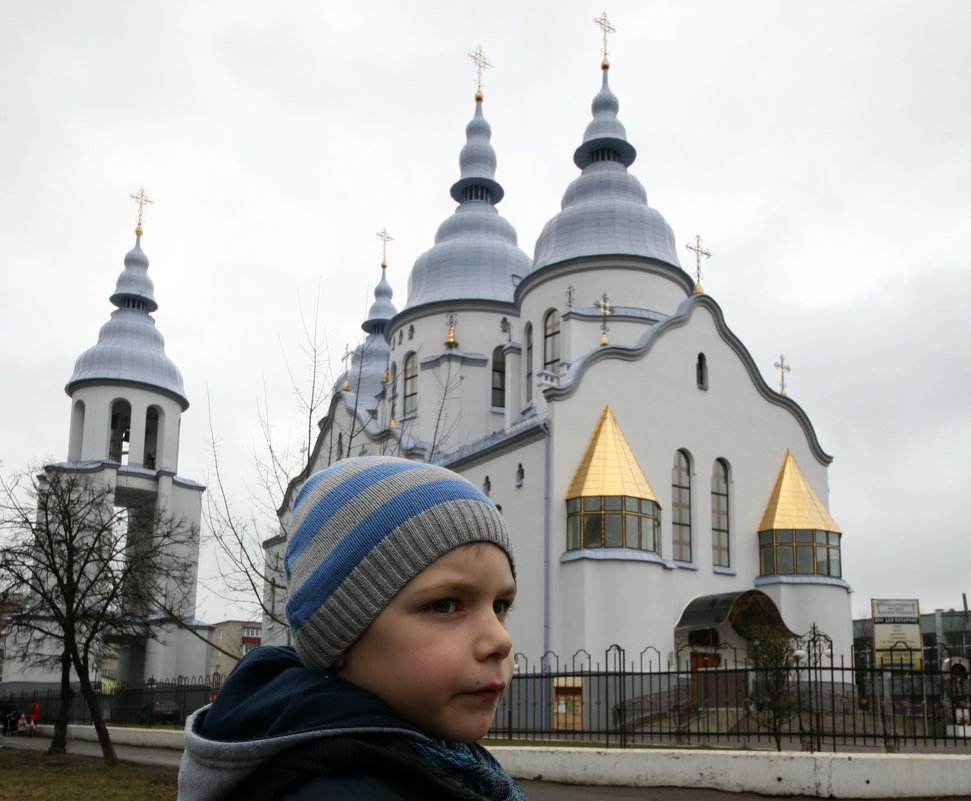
left=467, top=46, right=492, bottom=98
left=375, top=227, right=393, bottom=267
left=774, top=354, right=791, bottom=396
left=129, top=187, right=154, bottom=234
left=594, top=293, right=612, bottom=316
left=685, top=234, right=711, bottom=293
left=595, top=292, right=612, bottom=345
left=594, top=12, right=615, bottom=66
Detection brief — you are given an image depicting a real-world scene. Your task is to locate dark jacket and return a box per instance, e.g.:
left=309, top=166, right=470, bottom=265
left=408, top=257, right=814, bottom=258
left=178, top=645, right=521, bottom=801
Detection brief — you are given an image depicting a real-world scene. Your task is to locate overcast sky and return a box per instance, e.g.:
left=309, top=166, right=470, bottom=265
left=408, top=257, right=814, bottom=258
left=2, top=1, right=969, bottom=625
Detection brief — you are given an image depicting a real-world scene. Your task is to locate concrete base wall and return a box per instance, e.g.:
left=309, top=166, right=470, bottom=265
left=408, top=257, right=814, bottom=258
left=41, top=726, right=970, bottom=798
left=491, top=747, right=971, bottom=799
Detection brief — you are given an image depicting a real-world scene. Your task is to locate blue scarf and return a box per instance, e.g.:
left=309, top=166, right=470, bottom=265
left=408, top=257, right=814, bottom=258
left=412, top=740, right=526, bottom=801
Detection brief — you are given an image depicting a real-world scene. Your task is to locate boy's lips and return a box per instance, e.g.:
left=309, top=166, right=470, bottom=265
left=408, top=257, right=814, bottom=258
left=465, top=682, right=506, bottom=701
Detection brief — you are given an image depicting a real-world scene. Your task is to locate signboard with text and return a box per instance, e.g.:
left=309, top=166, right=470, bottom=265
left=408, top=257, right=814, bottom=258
left=871, top=598, right=922, bottom=670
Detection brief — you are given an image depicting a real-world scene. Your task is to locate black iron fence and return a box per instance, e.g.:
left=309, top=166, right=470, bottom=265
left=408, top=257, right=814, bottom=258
left=3, top=647, right=969, bottom=753
left=488, top=645, right=971, bottom=753
left=1, top=674, right=221, bottom=731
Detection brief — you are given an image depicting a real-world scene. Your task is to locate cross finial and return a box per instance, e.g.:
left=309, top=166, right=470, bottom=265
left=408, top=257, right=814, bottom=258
left=685, top=234, right=711, bottom=294
left=595, top=292, right=612, bottom=345
left=774, top=354, right=791, bottom=396
left=375, top=227, right=393, bottom=268
left=593, top=12, right=616, bottom=68
left=467, top=46, right=492, bottom=100
left=129, top=187, right=154, bottom=235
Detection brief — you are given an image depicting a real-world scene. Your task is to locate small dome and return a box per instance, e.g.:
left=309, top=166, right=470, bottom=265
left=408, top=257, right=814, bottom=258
left=362, top=267, right=397, bottom=335
left=532, top=69, right=681, bottom=272
left=66, top=235, right=188, bottom=409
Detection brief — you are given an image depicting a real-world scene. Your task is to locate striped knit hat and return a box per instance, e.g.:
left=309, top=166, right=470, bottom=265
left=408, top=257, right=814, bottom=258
left=285, top=456, right=513, bottom=671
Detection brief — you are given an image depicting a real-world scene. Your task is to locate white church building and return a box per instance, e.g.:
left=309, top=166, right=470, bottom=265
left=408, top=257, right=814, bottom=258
left=265, top=52, right=854, bottom=668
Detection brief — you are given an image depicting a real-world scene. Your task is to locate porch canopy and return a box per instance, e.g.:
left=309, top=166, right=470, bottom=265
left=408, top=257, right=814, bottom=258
left=674, top=590, right=795, bottom=640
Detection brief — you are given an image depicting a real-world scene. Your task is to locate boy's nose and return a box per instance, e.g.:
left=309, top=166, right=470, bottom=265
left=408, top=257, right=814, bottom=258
left=475, top=608, right=513, bottom=661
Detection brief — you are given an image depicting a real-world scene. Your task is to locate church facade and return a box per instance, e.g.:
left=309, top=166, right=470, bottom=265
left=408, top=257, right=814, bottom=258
left=266, top=56, right=853, bottom=667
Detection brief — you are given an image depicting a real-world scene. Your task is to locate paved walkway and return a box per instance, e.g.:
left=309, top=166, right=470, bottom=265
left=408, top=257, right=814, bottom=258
left=3, top=734, right=969, bottom=800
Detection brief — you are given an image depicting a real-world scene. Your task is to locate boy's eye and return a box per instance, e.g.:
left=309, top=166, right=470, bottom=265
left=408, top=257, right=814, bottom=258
left=493, top=600, right=513, bottom=617
left=429, top=599, right=457, bottom=614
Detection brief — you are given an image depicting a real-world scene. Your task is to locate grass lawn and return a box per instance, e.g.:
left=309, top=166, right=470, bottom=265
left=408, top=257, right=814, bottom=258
left=0, top=749, right=178, bottom=801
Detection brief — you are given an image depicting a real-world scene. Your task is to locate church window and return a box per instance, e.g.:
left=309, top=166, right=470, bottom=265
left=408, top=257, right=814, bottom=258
left=524, top=323, right=533, bottom=402
left=696, top=353, right=708, bottom=389
left=711, top=459, right=731, bottom=567
left=483, top=476, right=491, bottom=496
left=672, top=450, right=692, bottom=562
left=108, top=400, right=132, bottom=465
left=68, top=400, right=85, bottom=461
left=543, top=310, right=560, bottom=374
left=491, top=347, right=506, bottom=408
left=403, top=352, right=418, bottom=415
left=515, top=463, right=524, bottom=487
left=759, top=530, right=841, bottom=577
left=408, top=325, right=415, bottom=340
left=143, top=405, right=162, bottom=470
left=337, top=432, right=344, bottom=460
left=566, top=494, right=660, bottom=553
left=389, top=362, right=398, bottom=421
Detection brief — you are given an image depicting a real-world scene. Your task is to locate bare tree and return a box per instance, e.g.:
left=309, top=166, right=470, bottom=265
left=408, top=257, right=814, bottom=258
left=203, top=288, right=333, bottom=629
left=0, top=465, right=198, bottom=765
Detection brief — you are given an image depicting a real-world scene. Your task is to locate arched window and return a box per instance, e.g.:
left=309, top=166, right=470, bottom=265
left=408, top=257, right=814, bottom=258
left=491, top=346, right=506, bottom=408
left=543, top=309, right=560, bottom=374
left=483, top=476, right=491, bottom=496
left=696, top=353, right=708, bottom=389
left=143, top=405, right=162, bottom=469
left=68, top=400, right=85, bottom=462
left=524, top=323, right=533, bottom=402
left=389, top=362, right=398, bottom=421
left=108, top=399, right=131, bottom=465
left=672, top=450, right=692, bottom=562
left=711, top=458, right=730, bottom=567
left=403, top=353, right=418, bottom=415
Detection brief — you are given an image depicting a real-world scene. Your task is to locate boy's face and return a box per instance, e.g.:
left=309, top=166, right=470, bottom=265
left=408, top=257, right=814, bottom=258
left=338, top=542, right=516, bottom=742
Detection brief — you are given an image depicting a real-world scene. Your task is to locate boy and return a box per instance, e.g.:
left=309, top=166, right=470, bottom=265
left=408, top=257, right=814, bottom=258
left=179, top=456, right=525, bottom=801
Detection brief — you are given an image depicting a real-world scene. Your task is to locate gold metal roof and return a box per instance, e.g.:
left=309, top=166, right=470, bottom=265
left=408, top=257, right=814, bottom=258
left=565, top=405, right=659, bottom=503
left=758, top=450, right=841, bottom=532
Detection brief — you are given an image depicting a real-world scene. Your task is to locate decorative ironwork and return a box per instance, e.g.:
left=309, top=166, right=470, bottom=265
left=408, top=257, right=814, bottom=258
left=595, top=292, right=612, bottom=345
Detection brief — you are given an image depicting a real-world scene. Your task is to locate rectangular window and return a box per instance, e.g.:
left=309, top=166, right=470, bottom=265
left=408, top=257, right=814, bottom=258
left=567, top=516, right=581, bottom=550
left=604, top=514, right=622, bottom=547
left=583, top=515, right=602, bottom=548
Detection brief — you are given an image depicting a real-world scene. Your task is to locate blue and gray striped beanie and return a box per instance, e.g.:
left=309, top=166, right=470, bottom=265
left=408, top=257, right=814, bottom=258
left=285, top=456, right=513, bottom=671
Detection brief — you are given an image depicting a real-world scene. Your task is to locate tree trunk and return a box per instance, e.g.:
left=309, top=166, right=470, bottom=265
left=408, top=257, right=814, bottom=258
left=73, top=658, right=118, bottom=767
left=48, top=648, right=74, bottom=754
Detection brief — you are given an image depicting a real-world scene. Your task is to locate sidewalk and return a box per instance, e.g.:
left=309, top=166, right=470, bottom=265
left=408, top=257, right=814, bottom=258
left=3, top=734, right=970, bottom=801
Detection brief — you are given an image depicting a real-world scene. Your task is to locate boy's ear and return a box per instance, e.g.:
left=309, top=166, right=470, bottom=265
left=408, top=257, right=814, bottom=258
left=331, top=656, right=347, bottom=671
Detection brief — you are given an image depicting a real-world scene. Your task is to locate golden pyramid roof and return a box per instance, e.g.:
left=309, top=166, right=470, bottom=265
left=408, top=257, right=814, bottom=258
left=758, top=450, right=841, bottom=532
left=565, top=405, right=659, bottom=503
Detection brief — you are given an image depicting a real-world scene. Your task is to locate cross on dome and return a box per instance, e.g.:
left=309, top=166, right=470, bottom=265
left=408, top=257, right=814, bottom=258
left=594, top=12, right=616, bottom=67
left=375, top=227, right=393, bottom=268
left=467, top=46, right=492, bottom=99
left=129, top=187, right=154, bottom=235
